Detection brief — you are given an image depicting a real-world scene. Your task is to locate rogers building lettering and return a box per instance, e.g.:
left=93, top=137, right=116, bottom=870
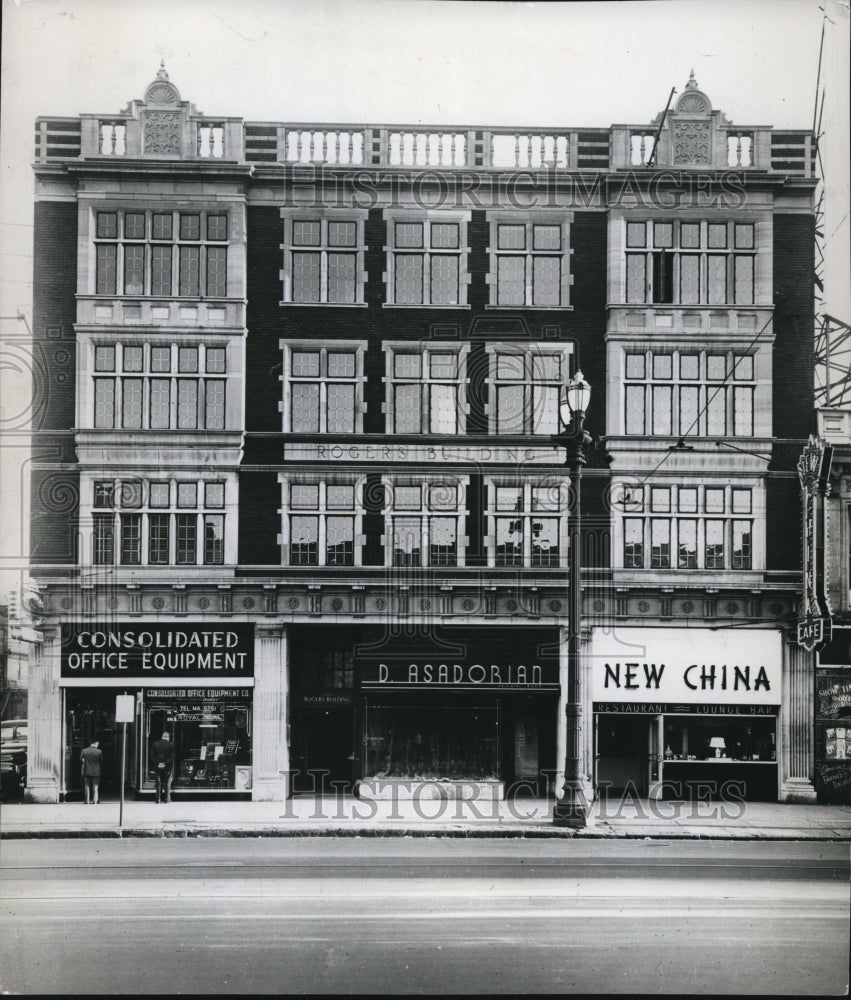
left=61, top=623, right=254, bottom=677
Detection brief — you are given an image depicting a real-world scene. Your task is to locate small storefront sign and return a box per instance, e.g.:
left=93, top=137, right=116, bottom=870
left=594, top=702, right=777, bottom=715
left=590, top=628, right=782, bottom=705
left=361, top=660, right=558, bottom=690
left=61, top=623, right=255, bottom=678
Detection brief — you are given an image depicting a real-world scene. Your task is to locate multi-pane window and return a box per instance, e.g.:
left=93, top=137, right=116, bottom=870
left=281, top=343, right=364, bottom=434
left=281, top=213, right=366, bottom=304
left=617, top=483, right=755, bottom=570
left=385, top=344, right=468, bottom=435
left=92, top=342, right=227, bottom=430
left=383, top=480, right=467, bottom=567
left=385, top=215, right=469, bottom=306
left=624, top=219, right=755, bottom=305
left=623, top=350, right=755, bottom=437
left=487, top=345, right=572, bottom=435
left=90, top=478, right=228, bottom=566
left=282, top=481, right=360, bottom=567
left=487, top=480, right=567, bottom=567
left=488, top=216, right=571, bottom=307
left=94, top=210, right=229, bottom=297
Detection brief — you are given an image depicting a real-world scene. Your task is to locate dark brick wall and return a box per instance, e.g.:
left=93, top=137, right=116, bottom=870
left=772, top=213, right=816, bottom=441
left=30, top=467, right=79, bottom=565
left=31, top=201, right=79, bottom=565
left=765, top=475, right=801, bottom=572
left=245, top=206, right=609, bottom=436
left=237, top=471, right=281, bottom=565
left=243, top=203, right=609, bottom=566
left=31, top=202, right=78, bottom=431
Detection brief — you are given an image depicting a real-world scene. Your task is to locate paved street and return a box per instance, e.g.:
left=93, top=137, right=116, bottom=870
left=1, top=839, right=848, bottom=995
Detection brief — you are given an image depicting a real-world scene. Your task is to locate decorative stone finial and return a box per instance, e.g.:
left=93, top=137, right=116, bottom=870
left=685, top=69, right=698, bottom=90
left=157, top=59, right=169, bottom=81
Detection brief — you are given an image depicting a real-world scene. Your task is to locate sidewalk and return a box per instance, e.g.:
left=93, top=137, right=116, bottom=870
left=2, top=796, right=850, bottom=839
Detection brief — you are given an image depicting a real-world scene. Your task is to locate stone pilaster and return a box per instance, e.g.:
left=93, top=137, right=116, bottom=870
left=25, top=625, right=63, bottom=802
left=251, top=623, right=288, bottom=801
left=779, top=635, right=816, bottom=803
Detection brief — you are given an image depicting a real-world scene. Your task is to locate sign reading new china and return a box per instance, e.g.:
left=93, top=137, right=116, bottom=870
left=61, top=623, right=255, bottom=678
left=590, top=628, right=782, bottom=705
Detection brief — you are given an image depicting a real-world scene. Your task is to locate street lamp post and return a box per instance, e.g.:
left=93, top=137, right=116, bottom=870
left=553, top=371, right=593, bottom=828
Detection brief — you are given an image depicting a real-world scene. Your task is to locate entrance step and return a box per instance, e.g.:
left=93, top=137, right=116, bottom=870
left=357, top=779, right=505, bottom=801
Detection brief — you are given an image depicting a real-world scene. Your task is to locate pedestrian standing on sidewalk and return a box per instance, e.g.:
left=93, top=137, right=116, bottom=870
left=150, top=731, right=175, bottom=803
left=80, top=739, right=103, bottom=805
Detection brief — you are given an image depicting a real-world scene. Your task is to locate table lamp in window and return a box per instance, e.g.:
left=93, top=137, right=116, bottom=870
left=709, top=737, right=726, bottom=758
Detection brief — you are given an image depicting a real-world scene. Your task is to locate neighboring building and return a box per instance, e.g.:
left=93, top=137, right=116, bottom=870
left=27, top=66, right=818, bottom=804
left=810, top=408, right=851, bottom=803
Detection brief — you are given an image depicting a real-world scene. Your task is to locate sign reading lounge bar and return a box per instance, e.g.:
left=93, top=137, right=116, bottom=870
left=61, top=623, right=254, bottom=677
left=361, top=660, right=558, bottom=689
left=590, top=628, right=782, bottom=705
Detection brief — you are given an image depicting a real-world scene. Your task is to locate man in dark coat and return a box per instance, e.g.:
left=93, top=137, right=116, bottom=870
left=80, top=739, right=103, bottom=804
left=150, top=731, right=175, bottom=803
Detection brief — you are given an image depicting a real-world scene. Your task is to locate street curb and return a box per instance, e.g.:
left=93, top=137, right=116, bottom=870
left=2, top=827, right=850, bottom=841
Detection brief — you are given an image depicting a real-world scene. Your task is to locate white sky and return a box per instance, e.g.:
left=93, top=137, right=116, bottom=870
left=0, top=0, right=849, bottom=592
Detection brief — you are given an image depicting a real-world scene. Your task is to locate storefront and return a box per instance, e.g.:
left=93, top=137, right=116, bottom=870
left=60, top=622, right=255, bottom=799
left=815, top=626, right=851, bottom=803
left=288, top=625, right=560, bottom=797
left=589, top=627, right=782, bottom=802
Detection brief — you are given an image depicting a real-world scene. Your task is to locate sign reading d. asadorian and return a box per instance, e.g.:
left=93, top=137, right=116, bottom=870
left=590, top=628, right=781, bottom=705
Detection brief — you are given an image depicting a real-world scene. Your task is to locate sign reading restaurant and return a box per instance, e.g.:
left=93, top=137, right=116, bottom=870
left=61, top=623, right=255, bottom=677
left=590, top=627, right=782, bottom=705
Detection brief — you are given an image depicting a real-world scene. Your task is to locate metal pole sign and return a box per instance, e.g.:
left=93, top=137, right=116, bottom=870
left=115, top=694, right=134, bottom=828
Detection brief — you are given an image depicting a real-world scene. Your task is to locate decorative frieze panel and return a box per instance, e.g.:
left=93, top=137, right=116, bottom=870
left=672, top=122, right=711, bottom=164
left=144, top=112, right=181, bottom=155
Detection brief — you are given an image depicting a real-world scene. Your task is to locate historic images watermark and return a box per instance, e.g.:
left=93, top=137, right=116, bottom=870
left=276, top=772, right=749, bottom=823
left=280, top=166, right=750, bottom=212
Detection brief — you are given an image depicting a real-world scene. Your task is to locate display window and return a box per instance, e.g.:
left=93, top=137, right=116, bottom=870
left=662, top=715, right=776, bottom=762
left=144, top=689, right=252, bottom=792
left=365, top=702, right=499, bottom=780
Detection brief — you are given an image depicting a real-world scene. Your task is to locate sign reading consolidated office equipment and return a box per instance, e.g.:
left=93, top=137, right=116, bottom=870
left=60, top=623, right=255, bottom=681
left=590, top=628, right=782, bottom=705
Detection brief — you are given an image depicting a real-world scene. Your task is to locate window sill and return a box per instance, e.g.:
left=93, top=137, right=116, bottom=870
left=382, top=303, right=471, bottom=309
left=485, top=304, right=573, bottom=311
left=278, top=301, right=368, bottom=308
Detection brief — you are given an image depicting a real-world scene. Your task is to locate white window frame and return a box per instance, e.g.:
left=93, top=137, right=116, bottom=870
left=381, top=476, right=469, bottom=568
left=383, top=341, right=470, bottom=435
left=88, top=339, right=230, bottom=431
left=484, top=342, right=575, bottom=435
left=486, top=211, right=573, bottom=308
left=611, top=479, right=763, bottom=572
left=91, top=208, right=231, bottom=299
left=279, top=341, right=367, bottom=434
left=622, top=348, right=757, bottom=438
left=277, top=476, right=366, bottom=567
left=623, top=218, right=757, bottom=306
left=81, top=474, right=235, bottom=568
left=382, top=209, right=471, bottom=307
left=484, top=477, right=569, bottom=568
left=280, top=209, right=368, bottom=305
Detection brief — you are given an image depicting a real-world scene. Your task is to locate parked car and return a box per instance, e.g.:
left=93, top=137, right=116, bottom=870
left=1, top=719, right=27, bottom=800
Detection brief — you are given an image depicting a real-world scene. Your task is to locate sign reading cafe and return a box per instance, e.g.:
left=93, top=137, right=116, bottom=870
left=61, top=623, right=255, bottom=677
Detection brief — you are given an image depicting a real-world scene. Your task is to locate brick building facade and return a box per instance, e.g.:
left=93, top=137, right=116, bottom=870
left=27, top=67, right=819, bottom=805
